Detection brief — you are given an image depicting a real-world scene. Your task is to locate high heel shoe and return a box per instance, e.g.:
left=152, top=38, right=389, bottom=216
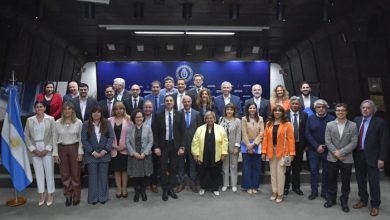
left=46, top=194, right=53, bottom=206
left=38, top=193, right=45, bottom=206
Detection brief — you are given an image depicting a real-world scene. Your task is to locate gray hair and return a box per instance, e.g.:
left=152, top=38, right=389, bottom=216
left=360, top=99, right=377, bottom=114
left=313, top=99, right=329, bottom=108
left=290, top=96, right=301, bottom=103
left=221, top=81, right=232, bottom=88
left=113, top=78, right=125, bottom=87
left=204, top=111, right=217, bottom=122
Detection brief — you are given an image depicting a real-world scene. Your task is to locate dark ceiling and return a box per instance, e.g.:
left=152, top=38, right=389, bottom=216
left=1, top=0, right=367, bottom=62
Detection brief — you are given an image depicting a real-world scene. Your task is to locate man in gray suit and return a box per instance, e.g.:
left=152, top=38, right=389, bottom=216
left=324, top=103, right=357, bottom=213
left=175, top=95, right=203, bottom=193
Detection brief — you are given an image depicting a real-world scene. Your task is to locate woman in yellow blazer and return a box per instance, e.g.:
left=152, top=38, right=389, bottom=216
left=262, top=105, right=295, bottom=203
left=192, top=111, right=228, bottom=196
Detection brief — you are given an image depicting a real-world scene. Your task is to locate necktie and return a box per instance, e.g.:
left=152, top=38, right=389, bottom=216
left=107, top=100, right=112, bottom=116
left=293, top=113, right=299, bottom=142
left=168, top=112, right=173, bottom=141
left=154, top=96, right=158, bottom=111
left=358, top=118, right=367, bottom=150
left=196, top=88, right=200, bottom=95
left=186, top=111, right=190, bottom=128
left=133, top=98, right=137, bottom=109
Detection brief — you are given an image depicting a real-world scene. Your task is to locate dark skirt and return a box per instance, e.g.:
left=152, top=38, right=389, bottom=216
left=110, top=152, right=128, bottom=172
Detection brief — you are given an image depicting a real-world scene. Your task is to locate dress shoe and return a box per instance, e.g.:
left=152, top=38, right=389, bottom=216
left=370, top=208, right=379, bottom=216
left=247, top=189, right=253, bottom=194
left=324, top=201, right=336, bottom=208
left=65, top=197, right=72, bottom=207
left=100, top=201, right=106, bottom=204
left=292, top=188, right=304, bottom=196
left=199, top=189, right=205, bottom=196
left=38, top=193, right=45, bottom=206
left=221, top=186, right=228, bottom=192
left=175, top=185, right=185, bottom=193
left=162, top=190, right=169, bottom=201
left=232, top=186, right=237, bottom=192
left=341, top=205, right=350, bottom=213
left=270, top=193, right=277, bottom=201
left=168, top=190, right=178, bottom=199
left=122, top=193, right=128, bottom=198
left=150, top=185, right=159, bottom=193
left=352, top=201, right=367, bottom=209
left=275, top=195, right=283, bottom=203
left=116, top=194, right=122, bottom=199
left=308, top=192, right=318, bottom=200
left=46, top=197, right=54, bottom=207
left=284, top=188, right=289, bottom=195
left=321, top=194, right=327, bottom=199
left=252, top=189, right=258, bottom=194
left=141, top=192, right=147, bottom=201
left=73, top=200, right=80, bottom=206
left=191, top=186, right=199, bottom=193
left=213, top=191, right=220, bottom=196
left=91, top=202, right=98, bottom=205
left=133, top=194, right=140, bottom=202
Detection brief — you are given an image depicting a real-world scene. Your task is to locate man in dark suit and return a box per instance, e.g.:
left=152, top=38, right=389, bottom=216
left=214, top=81, right=242, bottom=118
left=72, top=83, right=98, bottom=121
left=284, top=96, right=308, bottom=196
left=352, top=99, right=389, bottom=217
left=98, top=85, right=116, bottom=118
left=244, top=84, right=271, bottom=121
left=113, top=77, right=131, bottom=101
left=300, top=82, right=318, bottom=117
left=152, top=95, right=186, bottom=201
left=186, top=74, right=205, bottom=108
left=124, top=84, right=144, bottom=115
left=63, top=80, right=79, bottom=102
left=173, top=78, right=186, bottom=111
left=175, top=95, right=203, bottom=193
left=144, top=80, right=165, bottom=112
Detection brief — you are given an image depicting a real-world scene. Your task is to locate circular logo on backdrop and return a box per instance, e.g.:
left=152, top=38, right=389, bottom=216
left=175, top=65, right=193, bottom=82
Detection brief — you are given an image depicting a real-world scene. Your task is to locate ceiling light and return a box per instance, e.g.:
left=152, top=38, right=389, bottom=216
left=195, top=44, right=203, bottom=50
left=186, top=32, right=235, bottom=36
left=252, top=46, right=261, bottom=54
left=77, top=0, right=110, bottom=4
left=136, top=44, right=144, bottom=51
left=107, top=44, right=116, bottom=51
left=166, top=44, right=174, bottom=51
left=134, top=31, right=185, bottom=35
left=224, top=45, right=232, bottom=52
left=99, top=25, right=269, bottom=32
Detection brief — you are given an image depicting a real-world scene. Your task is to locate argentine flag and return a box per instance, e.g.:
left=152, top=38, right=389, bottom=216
left=1, top=85, right=33, bottom=192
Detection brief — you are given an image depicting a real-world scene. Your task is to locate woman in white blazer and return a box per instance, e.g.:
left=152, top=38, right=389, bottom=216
left=24, top=101, right=55, bottom=206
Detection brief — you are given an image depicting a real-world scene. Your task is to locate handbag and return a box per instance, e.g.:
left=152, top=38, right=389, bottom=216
left=281, top=126, right=291, bottom=167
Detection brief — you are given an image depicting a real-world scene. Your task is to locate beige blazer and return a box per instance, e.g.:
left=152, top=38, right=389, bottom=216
left=24, top=114, right=55, bottom=154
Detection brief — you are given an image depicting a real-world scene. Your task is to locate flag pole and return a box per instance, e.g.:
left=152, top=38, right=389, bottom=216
left=5, top=70, right=27, bottom=207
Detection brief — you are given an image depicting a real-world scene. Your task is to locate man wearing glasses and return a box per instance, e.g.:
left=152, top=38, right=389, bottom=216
left=305, top=99, right=335, bottom=200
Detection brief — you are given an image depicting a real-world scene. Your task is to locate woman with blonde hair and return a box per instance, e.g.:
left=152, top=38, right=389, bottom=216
left=270, top=85, right=290, bottom=111
left=108, top=101, right=132, bottom=198
left=262, top=105, right=295, bottom=203
left=53, top=101, right=83, bottom=206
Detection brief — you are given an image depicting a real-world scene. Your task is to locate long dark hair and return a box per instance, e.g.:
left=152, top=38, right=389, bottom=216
left=245, top=102, right=259, bottom=122
left=87, top=105, right=108, bottom=138
left=267, top=104, right=288, bottom=127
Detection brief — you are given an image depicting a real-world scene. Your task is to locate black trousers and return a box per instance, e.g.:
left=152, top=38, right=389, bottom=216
left=354, top=150, right=381, bottom=208
left=160, top=141, right=179, bottom=191
left=327, top=160, right=352, bottom=205
left=199, top=161, right=222, bottom=191
left=149, top=152, right=160, bottom=186
left=285, top=142, right=304, bottom=190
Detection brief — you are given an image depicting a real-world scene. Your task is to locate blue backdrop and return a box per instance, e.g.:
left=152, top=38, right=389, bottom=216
left=96, top=61, right=270, bottom=102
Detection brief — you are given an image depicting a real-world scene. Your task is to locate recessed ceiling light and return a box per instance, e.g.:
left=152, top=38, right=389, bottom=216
left=195, top=44, right=203, bottom=51
left=134, top=31, right=185, bottom=35
left=77, top=0, right=110, bottom=5
left=224, top=45, right=232, bottom=52
left=136, top=44, right=144, bottom=51
left=252, top=46, right=261, bottom=54
left=186, top=32, right=235, bottom=36
left=166, top=44, right=174, bottom=51
left=107, top=44, right=116, bottom=51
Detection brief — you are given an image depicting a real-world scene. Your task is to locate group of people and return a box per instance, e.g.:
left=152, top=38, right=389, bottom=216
left=23, top=75, right=388, bottom=217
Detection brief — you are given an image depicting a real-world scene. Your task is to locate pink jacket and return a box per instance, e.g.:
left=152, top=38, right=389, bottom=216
left=108, top=117, right=132, bottom=157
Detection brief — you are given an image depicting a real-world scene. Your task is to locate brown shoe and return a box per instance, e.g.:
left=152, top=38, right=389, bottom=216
left=150, top=185, right=159, bottom=193
left=175, top=185, right=185, bottom=193
left=352, top=201, right=367, bottom=209
left=370, top=208, right=379, bottom=216
left=191, top=186, right=199, bottom=193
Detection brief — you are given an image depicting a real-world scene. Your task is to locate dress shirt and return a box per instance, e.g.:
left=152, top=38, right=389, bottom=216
left=116, top=90, right=124, bottom=101
left=94, top=122, right=101, bottom=142
left=254, top=97, right=262, bottom=111
left=133, top=96, right=140, bottom=108
left=290, top=111, right=300, bottom=129
left=177, top=92, right=185, bottom=111
left=336, top=119, right=347, bottom=138
left=32, top=117, right=46, bottom=151
left=144, top=115, right=152, bottom=128
left=360, top=116, right=372, bottom=150
left=302, top=95, right=311, bottom=109
left=165, top=110, right=174, bottom=140
left=80, top=98, right=87, bottom=119
left=224, top=95, right=231, bottom=105
left=53, top=120, right=83, bottom=156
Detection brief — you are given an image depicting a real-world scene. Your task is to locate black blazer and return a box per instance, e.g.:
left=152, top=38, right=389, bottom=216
left=98, top=99, right=117, bottom=119
left=244, top=97, right=271, bottom=121
left=72, top=97, right=98, bottom=121
left=287, top=110, right=308, bottom=146
left=187, top=87, right=204, bottom=109
left=353, top=116, right=389, bottom=167
left=180, top=108, right=203, bottom=149
left=123, top=96, right=144, bottom=115
left=152, top=109, right=186, bottom=150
